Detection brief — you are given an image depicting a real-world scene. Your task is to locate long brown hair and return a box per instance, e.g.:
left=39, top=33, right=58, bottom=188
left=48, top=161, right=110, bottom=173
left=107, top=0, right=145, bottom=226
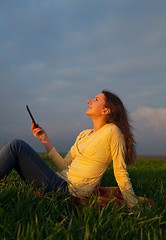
left=102, top=90, right=136, bottom=165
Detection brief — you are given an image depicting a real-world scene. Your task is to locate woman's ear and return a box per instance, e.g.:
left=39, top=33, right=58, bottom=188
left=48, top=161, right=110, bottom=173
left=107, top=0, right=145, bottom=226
left=102, top=107, right=111, bottom=115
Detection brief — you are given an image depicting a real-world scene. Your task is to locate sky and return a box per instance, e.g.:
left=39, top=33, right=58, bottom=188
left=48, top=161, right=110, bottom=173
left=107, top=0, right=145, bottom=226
left=0, top=0, right=166, bottom=155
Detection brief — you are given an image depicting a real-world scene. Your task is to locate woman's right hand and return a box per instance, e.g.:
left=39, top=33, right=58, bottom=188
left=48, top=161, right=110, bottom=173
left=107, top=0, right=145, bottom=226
left=31, top=121, right=48, bottom=143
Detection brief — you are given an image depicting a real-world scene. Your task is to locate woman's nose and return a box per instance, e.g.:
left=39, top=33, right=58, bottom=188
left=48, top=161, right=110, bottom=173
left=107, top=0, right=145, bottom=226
left=87, top=100, right=92, bottom=104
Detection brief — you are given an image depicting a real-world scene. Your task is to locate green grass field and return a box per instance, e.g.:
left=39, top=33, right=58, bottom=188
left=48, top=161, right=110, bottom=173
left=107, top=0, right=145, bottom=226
left=0, top=155, right=166, bottom=240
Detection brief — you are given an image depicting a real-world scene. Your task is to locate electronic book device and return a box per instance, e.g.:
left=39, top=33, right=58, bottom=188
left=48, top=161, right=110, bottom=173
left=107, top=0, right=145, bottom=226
left=26, top=105, right=38, bottom=128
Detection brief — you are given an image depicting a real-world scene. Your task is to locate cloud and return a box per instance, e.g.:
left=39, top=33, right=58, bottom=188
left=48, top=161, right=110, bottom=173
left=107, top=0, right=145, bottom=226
left=131, top=107, right=166, bottom=136
left=130, top=107, right=166, bottom=155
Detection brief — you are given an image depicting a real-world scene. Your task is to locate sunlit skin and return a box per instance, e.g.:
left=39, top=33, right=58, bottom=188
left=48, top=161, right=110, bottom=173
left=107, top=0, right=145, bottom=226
left=31, top=93, right=110, bottom=153
left=86, top=93, right=110, bottom=133
left=31, top=122, right=53, bottom=153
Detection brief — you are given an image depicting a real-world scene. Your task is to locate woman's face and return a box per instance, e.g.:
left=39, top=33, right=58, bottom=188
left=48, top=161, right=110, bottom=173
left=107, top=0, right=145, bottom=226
left=86, top=93, right=108, bottom=118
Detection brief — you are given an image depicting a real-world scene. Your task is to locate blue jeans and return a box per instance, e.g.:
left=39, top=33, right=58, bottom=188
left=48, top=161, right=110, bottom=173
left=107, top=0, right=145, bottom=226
left=0, top=139, right=68, bottom=193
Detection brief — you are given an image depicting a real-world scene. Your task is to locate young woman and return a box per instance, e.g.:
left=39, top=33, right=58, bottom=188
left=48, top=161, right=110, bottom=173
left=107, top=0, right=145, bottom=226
left=0, top=90, right=138, bottom=209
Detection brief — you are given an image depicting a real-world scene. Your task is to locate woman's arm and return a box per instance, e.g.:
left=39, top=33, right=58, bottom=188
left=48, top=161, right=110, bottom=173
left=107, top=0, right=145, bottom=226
left=110, top=127, right=138, bottom=209
left=47, top=146, right=75, bottom=171
left=31, top=121, right=75, bottom=171
left=113, top=152, right=138, bottom=209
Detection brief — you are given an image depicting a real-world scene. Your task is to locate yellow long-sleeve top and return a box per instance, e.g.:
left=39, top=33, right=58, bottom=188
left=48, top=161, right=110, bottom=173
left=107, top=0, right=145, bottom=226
left=47, top=123, right=138, bottom=208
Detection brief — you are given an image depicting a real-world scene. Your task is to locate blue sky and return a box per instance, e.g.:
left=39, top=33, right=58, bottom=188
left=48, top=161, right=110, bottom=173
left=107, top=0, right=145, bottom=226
left=0, top=0, right=166, bottom=155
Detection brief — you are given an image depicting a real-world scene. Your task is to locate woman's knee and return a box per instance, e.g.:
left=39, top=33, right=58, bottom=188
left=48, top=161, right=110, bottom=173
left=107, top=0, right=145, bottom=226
left=9, top=139, right=27, bottom=147
left=6, top=139, right=30, bottom=154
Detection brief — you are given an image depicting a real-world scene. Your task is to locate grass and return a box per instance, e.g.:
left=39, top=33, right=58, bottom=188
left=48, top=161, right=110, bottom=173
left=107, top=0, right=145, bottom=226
left=0, top=155, right=166, bottom=240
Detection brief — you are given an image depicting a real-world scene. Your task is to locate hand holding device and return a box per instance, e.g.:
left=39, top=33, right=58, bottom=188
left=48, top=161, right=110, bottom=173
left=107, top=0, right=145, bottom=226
left=26, top=105, right=53, bottom=151
left=26, top=105, right=48, bottom=143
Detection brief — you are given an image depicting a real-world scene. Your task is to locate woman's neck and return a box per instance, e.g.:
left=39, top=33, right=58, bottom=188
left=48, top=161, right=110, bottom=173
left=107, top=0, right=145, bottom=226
left=92, top=119, right=107, bottom=133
